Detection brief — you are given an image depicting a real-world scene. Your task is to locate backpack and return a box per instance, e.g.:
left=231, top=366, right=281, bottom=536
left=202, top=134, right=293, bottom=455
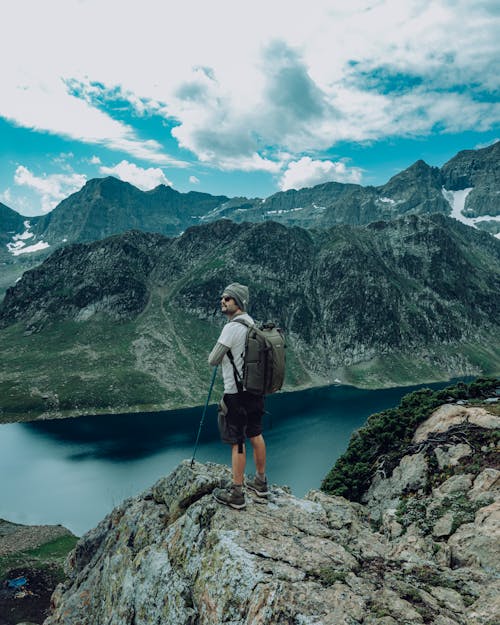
left=227, top=318, right=286, bottom=396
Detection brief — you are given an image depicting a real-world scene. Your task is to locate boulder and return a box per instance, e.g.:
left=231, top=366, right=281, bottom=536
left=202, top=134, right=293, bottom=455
left=469, top=468, right=500, bottom=502
left=413, top=404, right=500, bottom=443
left=432, top=474, right=474, bottom=499
left=432, top=511, right=455, bottom=538
left=363, top=452, right=428, bottom=520
left=434, top=443, right=472, bottom=469
left=448, top=501, right=500, bottom=571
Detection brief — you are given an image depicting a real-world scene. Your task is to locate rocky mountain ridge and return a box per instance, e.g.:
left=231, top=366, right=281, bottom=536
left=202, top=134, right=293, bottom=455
left=0, top=214, right=499, bottom=421
left=42, top=384, right=500, bottom=625
left=1, top=142, right=498, bottom=270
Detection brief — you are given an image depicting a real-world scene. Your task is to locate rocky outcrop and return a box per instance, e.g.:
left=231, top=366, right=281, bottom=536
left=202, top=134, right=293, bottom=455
left=45, top=399, right=500, bottom=625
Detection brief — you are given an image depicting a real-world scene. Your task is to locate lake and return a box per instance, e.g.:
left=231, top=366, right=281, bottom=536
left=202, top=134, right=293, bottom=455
left=0, top=380, right=463, bottom=536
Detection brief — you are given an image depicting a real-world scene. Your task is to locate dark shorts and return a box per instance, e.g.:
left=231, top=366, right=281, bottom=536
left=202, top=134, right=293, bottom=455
left=218, top=392, right=265, bottom=445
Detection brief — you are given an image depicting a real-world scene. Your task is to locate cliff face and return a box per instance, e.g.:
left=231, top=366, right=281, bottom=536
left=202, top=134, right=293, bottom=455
left=441, top=141, right=500, bottom=218
left=44, top=398, right=499, bottom=625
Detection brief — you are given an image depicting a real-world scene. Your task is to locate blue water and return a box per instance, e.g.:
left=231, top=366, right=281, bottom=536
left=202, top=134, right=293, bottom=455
left=0, top=380, right=464, bottom=536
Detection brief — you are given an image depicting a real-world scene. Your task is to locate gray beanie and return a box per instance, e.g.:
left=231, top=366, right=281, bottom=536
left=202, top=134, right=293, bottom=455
left=223, top=282, right=249, bottom=311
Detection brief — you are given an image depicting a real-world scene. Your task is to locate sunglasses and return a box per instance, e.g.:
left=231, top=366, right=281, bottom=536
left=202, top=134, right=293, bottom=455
left=221, top=295, right=234, bottom=302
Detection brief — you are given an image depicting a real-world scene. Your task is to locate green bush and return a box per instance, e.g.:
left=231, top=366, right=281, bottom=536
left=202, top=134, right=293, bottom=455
left=321, top=377, right=499, bottom=501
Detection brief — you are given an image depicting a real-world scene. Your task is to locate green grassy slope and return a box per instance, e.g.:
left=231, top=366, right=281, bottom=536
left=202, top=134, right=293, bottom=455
left=0, top=285, right=315, bottom=423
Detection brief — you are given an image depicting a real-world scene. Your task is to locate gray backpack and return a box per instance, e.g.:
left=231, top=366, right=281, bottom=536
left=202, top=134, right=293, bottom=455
left=227, top=318, right=286, bottom=395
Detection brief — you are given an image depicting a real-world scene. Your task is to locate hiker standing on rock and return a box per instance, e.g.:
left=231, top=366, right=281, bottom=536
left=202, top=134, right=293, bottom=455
left=208, top=282, right=269, bottom=509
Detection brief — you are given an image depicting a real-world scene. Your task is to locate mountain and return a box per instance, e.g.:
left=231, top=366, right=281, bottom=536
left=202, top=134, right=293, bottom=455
left=1, top=142, right=498, bottom=276
left=0, top=200, right=27, bottom=241
left=42, top=380, right=500, bottom=625
left=31, top=177, right=231, bottom=244
left=0, top=200, right=38, bottom=261
left=206, top=160, right=452, bottom=229
left=1, top=215, right=498, bottom=421
left=441, top=140, right=500, bottom=217
left=0, top=201, right=45, bottom=301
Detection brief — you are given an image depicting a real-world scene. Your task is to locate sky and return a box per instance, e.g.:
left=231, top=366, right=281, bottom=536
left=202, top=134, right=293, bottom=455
left=1, top=0, right=499, bottom=216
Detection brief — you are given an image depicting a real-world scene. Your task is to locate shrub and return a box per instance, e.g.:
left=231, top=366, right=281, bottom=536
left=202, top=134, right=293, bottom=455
left=321, top=377, right=499, bottom=501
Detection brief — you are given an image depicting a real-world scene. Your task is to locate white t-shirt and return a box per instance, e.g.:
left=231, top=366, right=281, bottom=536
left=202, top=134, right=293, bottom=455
left=217, top=313, right=254, bottom=394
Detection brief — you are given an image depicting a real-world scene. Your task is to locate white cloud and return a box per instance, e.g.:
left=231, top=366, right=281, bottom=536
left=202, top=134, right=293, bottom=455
left=189, top=175, right=200, bottom=184
left=0, top=188, right=13, bottom=206
left=14, top=166, right=87, bottom=213
left=90, top=155, right=102, bottom=165
left=474, top=138, right=499, bottom=150
left=0, top=74, right=184, bottom=166
left=99, top=160, right=172, bottom=190
left=279, top=157, right=363, bottom=191
left=0, top=0, right=499, bottom=174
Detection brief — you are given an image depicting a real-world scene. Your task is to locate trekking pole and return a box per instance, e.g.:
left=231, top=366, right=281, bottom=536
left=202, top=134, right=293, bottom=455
left=190, top=366, right=218, bottom=467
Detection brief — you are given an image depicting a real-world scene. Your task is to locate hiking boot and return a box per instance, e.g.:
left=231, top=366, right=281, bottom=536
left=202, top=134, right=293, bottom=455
left=213, top=485, right=246, bottom=510
left=245, top=475, right=269, bottom=497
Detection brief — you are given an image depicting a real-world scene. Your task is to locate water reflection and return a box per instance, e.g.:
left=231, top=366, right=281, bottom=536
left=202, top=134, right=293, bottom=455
left=25, top=405, right=221, bottom=461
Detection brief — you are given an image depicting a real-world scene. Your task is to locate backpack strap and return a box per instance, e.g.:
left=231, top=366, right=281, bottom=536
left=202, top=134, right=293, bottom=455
left=226, top=317, right=253, bottom=393
left=226, top=349, right=244, bottom=395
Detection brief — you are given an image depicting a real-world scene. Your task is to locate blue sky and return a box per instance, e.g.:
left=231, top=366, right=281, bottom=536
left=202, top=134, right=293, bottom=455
left=1, top=0, right=499, bottom=216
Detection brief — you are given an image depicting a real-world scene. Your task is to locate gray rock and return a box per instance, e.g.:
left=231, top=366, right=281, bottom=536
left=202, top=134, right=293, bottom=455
left=414, top=404, right=500, bottom=443
left=432, top=511, right=455, bottom=538
left=363, top=452, right=428, bottom=520
left=432, top=616, right=461, bottom=625
left=429, top=586, right=465, bottom=613
left=469, top=468, right=500, bottom=502
left=434, top=444, right=472, bottom=469
left=42, top=460, right=500, bottom=625
left=465, top=580, right=500, bottom=625
left=432, top=474, right=474, bottom=499
left=381, top=509, right=403, bottom=539
left=448, top=502, right=500, bottom=572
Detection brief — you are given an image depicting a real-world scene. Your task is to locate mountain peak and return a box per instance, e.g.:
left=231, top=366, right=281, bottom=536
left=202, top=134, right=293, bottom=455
left=147, top=183, right=177, bottom=196
left=387, top=158, right=434, bottom=181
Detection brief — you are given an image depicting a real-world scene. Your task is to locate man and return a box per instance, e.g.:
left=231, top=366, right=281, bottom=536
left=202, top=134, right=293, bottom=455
left=208, top=282, right=269, bottom=509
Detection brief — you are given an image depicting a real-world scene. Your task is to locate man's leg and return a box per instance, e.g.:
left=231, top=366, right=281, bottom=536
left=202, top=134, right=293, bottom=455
left=213, top=443, right=246, bottom=509
left=213, top=396, right=247, bottom=509
left=231, top=443, right=246, bottom=485
left=249, top=434, right=266, bottom=475
left=246, top=434, right=269, bottom=497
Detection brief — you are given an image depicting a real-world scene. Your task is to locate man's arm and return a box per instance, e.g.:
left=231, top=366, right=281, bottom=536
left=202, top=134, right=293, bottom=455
left=208, top=341, right=230, bottom=366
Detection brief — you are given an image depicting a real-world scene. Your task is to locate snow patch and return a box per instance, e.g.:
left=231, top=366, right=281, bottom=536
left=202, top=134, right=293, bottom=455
left=6, top=220, right=50, bottom=255
left=8, top=220, right=34, bottom=248
left=442, top=187, right=500, bottom=236
left=13, top=231, right=34, bottom=242
left=10, top=241, right=50, bottom=256
left=378, top=197, right=396, bottom=204
left=266, top=207, right=304, bottom=215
